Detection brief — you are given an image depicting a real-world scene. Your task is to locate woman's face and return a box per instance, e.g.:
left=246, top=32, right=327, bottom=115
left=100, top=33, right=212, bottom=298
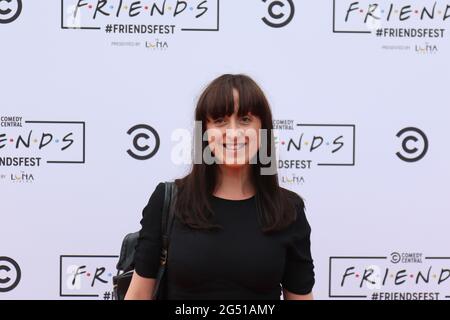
left=205, top=89, right=262, bottom=167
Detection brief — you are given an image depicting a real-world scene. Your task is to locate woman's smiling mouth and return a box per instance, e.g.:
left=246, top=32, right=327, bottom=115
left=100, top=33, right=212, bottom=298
left=223, top=143, right=246, bottom=151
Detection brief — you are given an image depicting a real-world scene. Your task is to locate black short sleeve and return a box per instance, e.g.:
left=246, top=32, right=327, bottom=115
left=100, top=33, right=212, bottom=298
left=133, top=182, right=166, bottom=278
left=281, top=195, right=315, bottom=295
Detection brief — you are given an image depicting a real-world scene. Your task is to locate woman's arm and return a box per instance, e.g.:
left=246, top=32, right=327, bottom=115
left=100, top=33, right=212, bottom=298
left=283, top=288, right=314, bottom=300
left=126, top=183, right=166, bottom=300
left=124, top=271, right=156, bottom=300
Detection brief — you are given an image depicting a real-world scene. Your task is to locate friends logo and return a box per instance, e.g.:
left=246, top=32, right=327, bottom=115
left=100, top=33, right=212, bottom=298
left=329, top=252, right=450, bottom=300
left=61, top=0, right=220, bottom=35
left=333, top=0, right=450, bottom=52
left=275, top=123, right=356, bottom=169
left=60, top=255, right=118, bottom=299
left=274, top=122, right=355, bottom=186
left=0, top=117, right=85, bottom=172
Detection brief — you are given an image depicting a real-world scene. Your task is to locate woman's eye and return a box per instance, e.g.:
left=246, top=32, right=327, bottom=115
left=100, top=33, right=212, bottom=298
left=241, top=116, right=251, bottom=123
left=214, top=118, right=225, bottom=124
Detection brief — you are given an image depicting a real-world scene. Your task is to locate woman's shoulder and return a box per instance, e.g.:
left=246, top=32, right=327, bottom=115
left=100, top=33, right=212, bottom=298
left=279, top=186, right=310, bottom=233
left=279, top=186, right=305, bottom=211
left=146, top=180, right=180, bottom=207
left=149, top=181, right=166, bottom=199
left=143, top=181, right=170, bottom=211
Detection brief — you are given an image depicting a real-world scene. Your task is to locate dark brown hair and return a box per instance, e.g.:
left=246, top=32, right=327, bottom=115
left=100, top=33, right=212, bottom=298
left=174, top=74, right=299, bottom=233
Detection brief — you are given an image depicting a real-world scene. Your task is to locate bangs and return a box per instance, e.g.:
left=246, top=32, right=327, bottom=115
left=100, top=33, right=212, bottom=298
left=196, top=74, right=268, bottom=122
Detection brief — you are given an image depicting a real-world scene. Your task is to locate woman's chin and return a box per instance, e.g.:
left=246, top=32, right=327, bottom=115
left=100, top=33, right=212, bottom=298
left=219, top=157, right=249, bottom=167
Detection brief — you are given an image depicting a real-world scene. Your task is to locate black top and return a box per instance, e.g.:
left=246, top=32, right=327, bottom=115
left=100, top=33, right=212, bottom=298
left=134, top=182, right=315, bottom=300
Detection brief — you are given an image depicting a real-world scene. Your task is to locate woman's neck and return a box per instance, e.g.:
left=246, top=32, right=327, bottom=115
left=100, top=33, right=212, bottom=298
left=213, top=165, right=256, bottom=200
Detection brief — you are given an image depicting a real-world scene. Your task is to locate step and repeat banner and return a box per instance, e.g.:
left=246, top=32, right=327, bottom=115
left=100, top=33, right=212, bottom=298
left=1, top=0, right=449, bottom=300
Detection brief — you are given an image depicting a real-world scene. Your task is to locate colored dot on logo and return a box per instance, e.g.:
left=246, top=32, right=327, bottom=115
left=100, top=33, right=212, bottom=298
left=88, top=4, right=92, bottom=9
left=390, top=274, right=394, bottom=278
left=108, top=273, right=112, bottom=277
left=167, top=6, right=172, bottom=10
left=415, top=10, right=419, bottom=14
left=86, top=273, right=91, bottom=277
left=109, top=5, right=114, bottom=9
left=144, top=6, right=148, bottom=10
left=326, top=142, right=330, bottom=146
left=438, top=11, right=442, bottom=15
left=123, top=5, right=128, bottom=10
left=189, top=7, right=193, bottom=11
left=410, top=274, right=414, bottom=278
left=304, top=141, right=309, bottom=146
left=381, top=9, right=385, bottom=14
left=9, top=138, right=14, bottom=143
left=355, top=274, right=360, bottom=278
left=33, top=139, right=38, bottom=143
left=281, top=141, right=285, bottom=145
left=55, top=139, right=59, bottom=143
left=359, top=9, right=363, bottom=13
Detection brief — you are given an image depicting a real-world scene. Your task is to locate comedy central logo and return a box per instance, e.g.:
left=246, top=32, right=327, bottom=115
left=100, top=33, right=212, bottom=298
left=333, top=0, right=449, bottom=51
left=396, top=127, right=428, bottom=163
left=329, top=253, right=450, bottom=300
left=61, top=0, right=220, bottom=34
left=127, top=124, right=160, bottom=160
left=261, top=0, right=295, bottom=28
left=0, top=256, right=21, bottom=293
left=0, top=0, right=22, bottom=24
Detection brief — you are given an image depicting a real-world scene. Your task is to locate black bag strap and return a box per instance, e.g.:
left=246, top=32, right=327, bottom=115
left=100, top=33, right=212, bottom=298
left=152, top=181, right=177, bottom=299
left=160, top=181, right=177, bottom=264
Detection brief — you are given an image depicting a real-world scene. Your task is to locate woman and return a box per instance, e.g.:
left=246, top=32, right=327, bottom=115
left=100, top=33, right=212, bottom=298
left=125, top=74, right=314, bottom=300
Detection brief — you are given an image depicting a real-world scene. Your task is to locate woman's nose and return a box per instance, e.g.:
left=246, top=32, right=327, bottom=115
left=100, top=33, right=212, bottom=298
left=226, top=117, right=245, bottom=130
left=224, top=123, right=245, bottom=142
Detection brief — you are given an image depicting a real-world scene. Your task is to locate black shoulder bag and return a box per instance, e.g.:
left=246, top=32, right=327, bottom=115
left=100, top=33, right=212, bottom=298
left=113, top=181, right=177, bottom=300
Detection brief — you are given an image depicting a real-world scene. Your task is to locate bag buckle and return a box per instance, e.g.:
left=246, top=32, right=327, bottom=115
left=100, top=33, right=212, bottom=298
left=160, top=249, right=168, bottom=265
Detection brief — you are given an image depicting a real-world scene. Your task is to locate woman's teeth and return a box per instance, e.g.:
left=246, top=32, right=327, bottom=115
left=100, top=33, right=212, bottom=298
left=223, top=143, right=246, bottom=150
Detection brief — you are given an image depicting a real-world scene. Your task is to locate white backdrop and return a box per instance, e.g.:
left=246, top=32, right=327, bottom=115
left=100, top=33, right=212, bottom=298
left=1, top=0, right=449, bottom=300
